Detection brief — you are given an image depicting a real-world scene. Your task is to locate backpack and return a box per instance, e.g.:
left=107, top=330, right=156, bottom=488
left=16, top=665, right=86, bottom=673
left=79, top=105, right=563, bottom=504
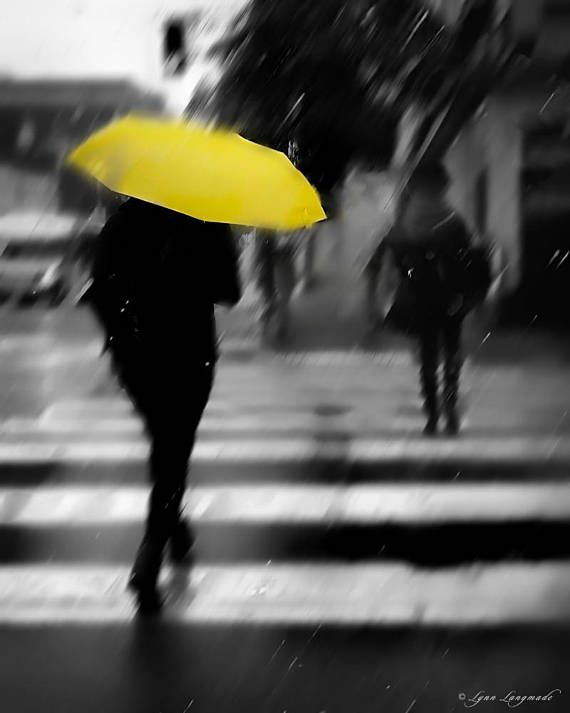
left=454, top=244, right=492, bottom=310
left=424, top=218, right=492, bottom=315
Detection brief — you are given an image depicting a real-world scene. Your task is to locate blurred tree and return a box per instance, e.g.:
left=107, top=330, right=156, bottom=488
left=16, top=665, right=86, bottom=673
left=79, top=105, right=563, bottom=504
left=212, top=0, right=521, bottom=191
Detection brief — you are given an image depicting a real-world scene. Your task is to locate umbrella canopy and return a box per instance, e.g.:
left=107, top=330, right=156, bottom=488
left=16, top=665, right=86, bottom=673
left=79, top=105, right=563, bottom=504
left=66, top=114, right=326, bottom=230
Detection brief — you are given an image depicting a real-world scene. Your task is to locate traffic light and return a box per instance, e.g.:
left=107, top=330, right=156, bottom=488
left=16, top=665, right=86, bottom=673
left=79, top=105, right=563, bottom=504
left=164, top=20, right=188, bottom=75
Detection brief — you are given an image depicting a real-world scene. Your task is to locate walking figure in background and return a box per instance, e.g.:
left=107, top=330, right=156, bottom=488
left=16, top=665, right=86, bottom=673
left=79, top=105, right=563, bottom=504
left=364, top=195, right=403, bottom=335
left=378, top=166, right=490, bottom=436
left=254, top=227, right=299, bottom=342
left=288, top=138, right=321, bottom=294
left=254, top=139, right=309, bottom=342
left=89, top=198, right=241, bottom=612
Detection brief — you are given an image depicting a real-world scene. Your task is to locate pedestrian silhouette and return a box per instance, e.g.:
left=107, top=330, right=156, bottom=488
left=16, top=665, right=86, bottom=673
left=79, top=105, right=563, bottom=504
left=88, top=198, right=241, bottom=612
left=376, top=165, right=489, bottom=436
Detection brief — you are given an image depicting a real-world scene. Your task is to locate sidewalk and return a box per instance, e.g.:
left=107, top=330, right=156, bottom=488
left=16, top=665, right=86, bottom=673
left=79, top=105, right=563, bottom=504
left=223, top=284, right=570, bottom=365
left=226, top=236, right=570, bottom=367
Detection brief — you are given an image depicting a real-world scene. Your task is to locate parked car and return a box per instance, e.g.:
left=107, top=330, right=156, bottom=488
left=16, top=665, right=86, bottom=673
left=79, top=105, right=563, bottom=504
left=0, top=210, right=99, bottom=306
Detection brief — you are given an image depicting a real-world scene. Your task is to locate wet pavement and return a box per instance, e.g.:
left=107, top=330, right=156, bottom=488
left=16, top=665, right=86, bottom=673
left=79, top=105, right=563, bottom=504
left=0, top=306, right=569, bottom=711
left=0, top=625, right=566, bottom=713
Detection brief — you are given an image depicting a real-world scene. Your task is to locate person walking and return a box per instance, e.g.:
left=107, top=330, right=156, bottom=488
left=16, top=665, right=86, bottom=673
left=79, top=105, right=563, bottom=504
left=363, top=191, right=404, bottom=335
left=254, top=140, right=307, bottom=342
left=88, top=198, right=241, bottom=612
left=377, top=166, right=488, bottom=436
left=254, top=227, right=298, bottom=341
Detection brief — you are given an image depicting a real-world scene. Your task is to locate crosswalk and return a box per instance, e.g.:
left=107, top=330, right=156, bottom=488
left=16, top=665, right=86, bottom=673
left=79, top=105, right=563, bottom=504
left=1, top=563, right=568, bottom=625
left=3, top=483, right=570, bottom=525
left=0, top=373, right=569, bottom=627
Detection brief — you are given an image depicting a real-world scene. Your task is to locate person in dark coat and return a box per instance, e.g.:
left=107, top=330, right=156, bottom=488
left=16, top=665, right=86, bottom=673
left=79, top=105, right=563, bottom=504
left=377, top=166, right=474, bottom=436
left=88, top=198, right=241, bottom=612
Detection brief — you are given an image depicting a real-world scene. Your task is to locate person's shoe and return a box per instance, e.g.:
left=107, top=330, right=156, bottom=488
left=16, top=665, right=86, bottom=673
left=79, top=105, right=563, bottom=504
left=444, top=412, right=460, bottom=437
left=423, top=416, right=439, bottom=437
left=275, top=312, right=290, bottom=344
left=258, top=302, right=276, bottom=329
left=422, top=392, right=439, bottom=437
left=259, top=304, right=278, bottom=343
left=169, top=518, right=196, bottom=563
left=132, top=586, right=164, bottom=615
left=128, top=539, right=164, bottom=614
left=443, top=390, right=461, bottom=436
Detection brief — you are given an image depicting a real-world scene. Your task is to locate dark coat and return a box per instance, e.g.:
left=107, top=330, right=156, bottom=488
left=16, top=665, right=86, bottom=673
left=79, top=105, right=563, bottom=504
left=88, top=198, right=241, bottom=369
left=382, top=214, right=473, bottom=325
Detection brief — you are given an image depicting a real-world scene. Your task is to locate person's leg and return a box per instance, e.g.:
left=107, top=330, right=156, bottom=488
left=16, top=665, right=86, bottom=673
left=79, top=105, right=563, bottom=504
left=364, top=246, right=383, bottom=331
left=127, top=359, right=214, bottom=611
left=109, top=348, right=155, bottom=439
left=443, top=318, right=463, bottom=435
left=418, top=324, right=440, bottom=435
left=273, top=243, right=296, bottom=340
left=145, top=362, right=215, bottom=551
left=255, top=230, right=277, bottom=326
left=110, top=354, right=166, bottom=611
left=299, top=228, right=317, bottom=290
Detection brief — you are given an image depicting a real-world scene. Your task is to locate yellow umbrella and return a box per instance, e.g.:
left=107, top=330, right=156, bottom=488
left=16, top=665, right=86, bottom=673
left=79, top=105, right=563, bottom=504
left=66, top=114, right=326, bottom=230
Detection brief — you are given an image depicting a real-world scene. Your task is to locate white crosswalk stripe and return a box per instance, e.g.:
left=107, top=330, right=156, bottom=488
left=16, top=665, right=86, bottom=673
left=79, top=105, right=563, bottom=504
left=5, top=414, right=436, bottom=435
left=0, top=563, right=568, bottom=625
left=0, top=435, right=565, bottom=463
left=0, top=380, right=569, bottom=626
left=0, top=437, right=565, bottom=463
left=0, top=483, right=569, bottom=525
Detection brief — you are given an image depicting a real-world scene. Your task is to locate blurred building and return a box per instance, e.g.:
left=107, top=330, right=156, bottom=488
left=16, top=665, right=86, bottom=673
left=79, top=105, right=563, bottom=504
left=0, top=0, right=246, bottom=215
left=0, top=79, right=164, bottom=212
left=0, top=0, right=246, bottom=115
left=419, top=0, right=570, bottom=325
